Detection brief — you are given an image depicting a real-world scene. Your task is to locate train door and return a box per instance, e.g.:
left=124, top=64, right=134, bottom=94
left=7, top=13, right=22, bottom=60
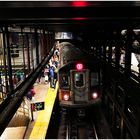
left=70, top=69, right=89, bottom=103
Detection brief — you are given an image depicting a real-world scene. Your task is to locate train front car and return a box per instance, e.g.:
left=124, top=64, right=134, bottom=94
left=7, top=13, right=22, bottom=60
left=58, top=42, right=102, bottom=111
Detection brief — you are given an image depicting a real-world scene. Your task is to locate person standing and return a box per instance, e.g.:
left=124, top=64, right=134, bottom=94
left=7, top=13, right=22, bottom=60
left=49, top=66, right=55, bottom=88
left=44, top=65, right=49, bottom=84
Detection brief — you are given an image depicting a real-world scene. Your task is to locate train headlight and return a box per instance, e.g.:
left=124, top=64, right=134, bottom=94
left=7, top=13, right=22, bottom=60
left=92, top=92, right=98, bottom=99
left=63, top=94, right=70, bottom=101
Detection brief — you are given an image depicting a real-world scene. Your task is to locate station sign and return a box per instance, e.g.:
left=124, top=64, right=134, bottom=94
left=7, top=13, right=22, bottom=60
left=31, top=101, right=45, bottom=111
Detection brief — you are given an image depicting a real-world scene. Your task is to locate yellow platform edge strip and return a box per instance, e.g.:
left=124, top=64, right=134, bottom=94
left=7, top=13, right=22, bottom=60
left=29, top=83, right=58, bottom=139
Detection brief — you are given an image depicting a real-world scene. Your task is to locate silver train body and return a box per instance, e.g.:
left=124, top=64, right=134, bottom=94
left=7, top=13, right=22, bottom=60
left=58, top=42, right=102, bottom=109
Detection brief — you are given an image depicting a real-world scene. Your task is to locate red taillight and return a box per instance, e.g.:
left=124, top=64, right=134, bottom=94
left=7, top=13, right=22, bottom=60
left=63, top=94, right=70, bottom=101
left=60, top=90, right=70, bottom=101
left=76, top=63, right=83, bottom=71
left=92, top=92, right=98, bottom=99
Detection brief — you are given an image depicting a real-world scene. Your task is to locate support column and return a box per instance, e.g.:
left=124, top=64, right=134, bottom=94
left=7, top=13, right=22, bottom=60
left=4, top=26, right=14, bottom=93
left=34, top=28, right=39, bottom=65
left=125, top=29, right=133, bottom=76
left=108, top=41, right=112, bottom=64
left=21, top=27, right=26, bottom=78
left=115, top=31, right=121, bottom=70
left=1, top=27, right=9, bottom=93
left=43, top=29, right=47, bottom=56
left=30, top=28, right=34, bottom=70
left=26, top=33, right=31, bottom=72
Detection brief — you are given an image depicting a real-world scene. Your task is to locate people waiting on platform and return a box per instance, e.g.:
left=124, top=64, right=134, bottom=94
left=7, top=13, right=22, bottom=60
left=44, top=64, right=50, bottom=84
left=49, top=65, right=55, bottom=88
left=26, top=86, right=36, bottom=101
left=36, top=46, right=60, bottom=87
left=26, top=90, right=32, bottom=100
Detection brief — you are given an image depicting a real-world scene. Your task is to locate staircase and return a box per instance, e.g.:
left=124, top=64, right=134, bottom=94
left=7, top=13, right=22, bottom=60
left=0, top=97, right=31, bottom=139
left=8, top=114, right=30, bottom=127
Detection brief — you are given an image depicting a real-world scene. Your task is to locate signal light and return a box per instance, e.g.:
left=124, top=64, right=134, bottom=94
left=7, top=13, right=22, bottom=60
left=76, top=63, right=83, bottom=70
left=71, top=1, right=88, bottom=7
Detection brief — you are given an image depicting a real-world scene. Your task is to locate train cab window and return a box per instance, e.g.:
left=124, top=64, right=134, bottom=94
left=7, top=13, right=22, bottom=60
left=61, top=75, right=69, bottom=88
left=75, top=73, right=84, bottom=87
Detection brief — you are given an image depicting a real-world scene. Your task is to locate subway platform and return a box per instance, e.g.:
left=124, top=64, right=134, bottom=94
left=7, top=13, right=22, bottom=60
left=0, top=77, right=58, bottom=139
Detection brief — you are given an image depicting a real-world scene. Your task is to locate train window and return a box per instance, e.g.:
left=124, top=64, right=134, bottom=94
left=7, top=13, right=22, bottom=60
left=90, top=72, right=98, bottom=86
left=60, top=75, right=69, bottom=89
left=75, top=73, right=84, bottom=87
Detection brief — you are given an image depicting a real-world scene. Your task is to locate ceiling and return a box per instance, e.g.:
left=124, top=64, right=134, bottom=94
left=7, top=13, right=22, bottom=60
left=0, top=1, right=140, bottom=32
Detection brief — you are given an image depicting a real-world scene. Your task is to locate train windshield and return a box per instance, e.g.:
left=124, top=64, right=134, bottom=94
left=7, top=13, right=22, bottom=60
left=61, top=75, right=69, bottom=88
left=75, top=73, right=84, bottom=87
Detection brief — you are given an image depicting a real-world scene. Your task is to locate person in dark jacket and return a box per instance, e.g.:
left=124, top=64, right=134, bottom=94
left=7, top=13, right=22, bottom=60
left=49, top=66, right=55, bottom=88
left=26, top=90, right=32, bottom=100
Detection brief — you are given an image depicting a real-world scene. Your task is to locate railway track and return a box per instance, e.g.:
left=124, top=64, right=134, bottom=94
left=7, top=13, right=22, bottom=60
left=57, top=107, right=113, bottom=139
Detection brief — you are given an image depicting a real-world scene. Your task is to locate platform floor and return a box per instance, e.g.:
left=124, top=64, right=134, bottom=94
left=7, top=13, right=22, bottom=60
left=24, top=80, right=50, bottom=139
left=0, top=78, right=50, bottom=139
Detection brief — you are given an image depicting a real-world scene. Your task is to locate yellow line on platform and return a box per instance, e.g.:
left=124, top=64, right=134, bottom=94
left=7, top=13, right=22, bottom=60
left=29, top=83, right=58, bottom=139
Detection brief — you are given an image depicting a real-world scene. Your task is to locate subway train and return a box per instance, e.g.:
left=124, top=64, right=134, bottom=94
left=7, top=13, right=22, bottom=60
left=58, top=42, right=102, bottom=110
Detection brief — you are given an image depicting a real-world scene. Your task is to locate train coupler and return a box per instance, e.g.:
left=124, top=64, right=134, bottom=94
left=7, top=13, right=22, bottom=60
left=77, top=109, right=86, bottom=118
